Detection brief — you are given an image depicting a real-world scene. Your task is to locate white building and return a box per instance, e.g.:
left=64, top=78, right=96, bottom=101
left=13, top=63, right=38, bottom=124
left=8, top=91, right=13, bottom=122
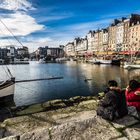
left=102, top=29, right=109, bottom=52
left=116, top=22, right=124, bottom=52
left=74, top=37, right=88, bottom=56
left=87, top=31, right=95, bottom=54
left=65, top=42, right=75, bottom=57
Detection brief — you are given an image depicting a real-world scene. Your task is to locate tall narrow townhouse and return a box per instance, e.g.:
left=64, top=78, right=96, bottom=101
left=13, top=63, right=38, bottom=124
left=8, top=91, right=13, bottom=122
left=123, top=19, right=130, bottom=52
left=102, top=29, right=109, bottom=53
left=74, top=37, right=88, bottom=57
left=108, top=19, right=120, bottom=53
left=116, top=18, right=126, bottom=52
left=93, top=30, right=100, bottom=55
left=98, top=29, right=103, bottom=54
left=129, top=21, right=140, bottom=54
left=87, top=30, right=95, bottom=56
left=123, top=14, right=140, bottom=52
left=65, top=42, right=75, bottom=57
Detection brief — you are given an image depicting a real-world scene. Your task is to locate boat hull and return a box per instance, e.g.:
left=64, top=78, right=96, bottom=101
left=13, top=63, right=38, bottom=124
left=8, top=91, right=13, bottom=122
left=124, top=64, right=140, bottom=69
left=0, top=83, right=15, bottom=107
left=99, top=60, right=112, bottom=64
left=0, top=83, right=15, bottom=98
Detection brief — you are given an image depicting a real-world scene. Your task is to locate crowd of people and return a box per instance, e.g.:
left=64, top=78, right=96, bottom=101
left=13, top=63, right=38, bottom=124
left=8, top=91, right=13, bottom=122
left=96, top=79, right=140, bottom=121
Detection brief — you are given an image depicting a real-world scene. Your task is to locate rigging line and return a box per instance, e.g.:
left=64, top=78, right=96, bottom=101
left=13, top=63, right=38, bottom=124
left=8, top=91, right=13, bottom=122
left=0, top=27, right=13, bottom=46
left=5, top=65, right=13, bottom=77
left=2, top=65, right=11, bottom=79
left=0, top=19, right=24, bottom=47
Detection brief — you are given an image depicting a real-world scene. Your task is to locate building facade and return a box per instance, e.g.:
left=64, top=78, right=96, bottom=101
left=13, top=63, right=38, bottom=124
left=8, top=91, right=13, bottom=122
left=64, top=13, right=140, bottom=57
left=65, top=42, right=75, bottom=57
left=74, top=37, right=88, bottom=56
left=116, top=22, right=124, bottom=52
left=129, top=22, right=140, bottom=53
left=102, top=29, right=109, bottom=52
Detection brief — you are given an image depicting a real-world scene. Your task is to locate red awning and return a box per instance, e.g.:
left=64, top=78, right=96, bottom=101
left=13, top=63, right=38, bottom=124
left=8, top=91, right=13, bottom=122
left=119, top=51, right=136, bottom=55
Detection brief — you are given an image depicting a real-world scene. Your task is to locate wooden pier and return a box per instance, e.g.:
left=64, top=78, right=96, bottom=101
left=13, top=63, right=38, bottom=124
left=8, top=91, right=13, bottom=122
left=15, top=76, right=63, bottom=83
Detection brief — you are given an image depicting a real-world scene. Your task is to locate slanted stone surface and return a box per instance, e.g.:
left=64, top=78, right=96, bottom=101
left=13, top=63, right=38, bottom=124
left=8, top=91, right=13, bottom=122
left=116, top=137, right=128, bottom=140
left=0, top=96, right=139, bottom=140
left=127, top=106, right=139, bottom=118
left=124, top=124, right=140, bottom=140
left=112, top=115, right=139, bottom=128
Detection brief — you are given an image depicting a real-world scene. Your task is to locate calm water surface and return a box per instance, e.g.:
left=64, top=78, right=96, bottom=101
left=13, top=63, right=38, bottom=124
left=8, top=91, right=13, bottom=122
left=1, top=61, right=140, bottom=106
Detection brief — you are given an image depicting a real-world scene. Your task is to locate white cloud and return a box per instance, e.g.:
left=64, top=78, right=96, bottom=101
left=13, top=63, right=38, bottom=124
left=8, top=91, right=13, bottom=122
left=0, top=12, right=44, bottom=37
left=38, top=15, right=71, bottom=22
left=0, top=0, right=35, bottom=11
left=66, top=19, right=113, bottom=31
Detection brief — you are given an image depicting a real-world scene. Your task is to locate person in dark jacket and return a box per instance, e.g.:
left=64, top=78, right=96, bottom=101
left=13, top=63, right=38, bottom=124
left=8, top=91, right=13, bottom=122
left=96, top=80, right=128, bottom=121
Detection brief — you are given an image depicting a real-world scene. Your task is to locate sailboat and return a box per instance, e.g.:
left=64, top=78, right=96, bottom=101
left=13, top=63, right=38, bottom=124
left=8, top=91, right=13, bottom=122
left=0, top=65, right=15, bottom=107
left=123, top=62, right=140, bottom=69
left=0, top=19, right=16, bottom=105
left=123, top=49, right=140, bottom=70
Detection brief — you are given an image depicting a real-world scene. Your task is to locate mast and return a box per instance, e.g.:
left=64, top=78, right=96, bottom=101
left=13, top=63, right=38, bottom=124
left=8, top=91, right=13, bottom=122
left=0, top=18, right=24, bottom=80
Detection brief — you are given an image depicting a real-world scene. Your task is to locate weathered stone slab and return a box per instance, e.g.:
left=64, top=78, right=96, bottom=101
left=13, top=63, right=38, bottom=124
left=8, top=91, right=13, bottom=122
left=1, top=135, right=19, bottom=140
left=112, top=115, right=139, bottom=128
left=124, top=124, right=140, bottom=140
left=116, top=137, right=128, bottom=140
left=127, top=106, right=139, bottom=118
left=0, top=111, right=121, bottom=140
left=50, top=117, right=120, bottom=140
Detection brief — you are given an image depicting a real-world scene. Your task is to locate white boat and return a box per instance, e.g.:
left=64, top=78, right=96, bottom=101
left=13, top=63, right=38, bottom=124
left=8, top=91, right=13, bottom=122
left=0, top=77, right=15, bottom=98
left=123, top=63, right=140, bottom=69
left=38, top=59, right=46, bottom=63
left=88, top=58, right=100, bottom=64
left=55, top=57, right=68, bottom=62
left=0, top=73, right=15, bottom=107
left=98, top=59, right=112, bottom=64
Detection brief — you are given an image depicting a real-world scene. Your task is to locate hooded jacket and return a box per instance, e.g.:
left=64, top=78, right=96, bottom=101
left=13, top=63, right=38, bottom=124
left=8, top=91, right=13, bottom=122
left=98, top=87, right=128, bottom=118
left=125, top=87, right=140, bottom=111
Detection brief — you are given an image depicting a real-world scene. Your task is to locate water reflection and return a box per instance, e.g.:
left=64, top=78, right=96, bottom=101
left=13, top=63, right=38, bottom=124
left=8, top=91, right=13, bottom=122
left=0, top=61, right=140, bottom=106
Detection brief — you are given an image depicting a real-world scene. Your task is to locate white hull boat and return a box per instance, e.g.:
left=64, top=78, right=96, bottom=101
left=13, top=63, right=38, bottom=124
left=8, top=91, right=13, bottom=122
left=38, top=59, right=46, bottom=64
left=0, top=78, right=15, bottom=107
left=99, top=59, right=112, bottom=64
left=124, top=64, right=140, bottom=69
left=0, top=78, right=15, bottom=98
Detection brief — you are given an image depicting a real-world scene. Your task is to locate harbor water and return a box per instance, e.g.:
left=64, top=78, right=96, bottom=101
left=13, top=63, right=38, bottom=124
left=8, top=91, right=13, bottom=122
left=0, top=61, right=140, bottom=106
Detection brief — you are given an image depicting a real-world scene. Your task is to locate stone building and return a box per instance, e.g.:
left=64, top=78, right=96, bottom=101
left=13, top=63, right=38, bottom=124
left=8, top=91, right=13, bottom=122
left=102, top=29, right=109, bottom=52
left=65, top=42, right=75, bottom=57
left=87, top=31, right=95, bottom=55
left=0, top=48, right=8, bottom=60
left=123, top=19, right=130, bottom=52
left=98, top=30, right=103, bottom=53
left=74, top=37, right=88, bottom=57
left=17, top=46, right=29, bottom=59
left=108, top=19, right=120, bottom=53
left=123, top=14, right=140, bottom=52
left=129, top=21, right=140, bottom=53
left=116, top=21, right=125, bottom=52
left=65, top=13, right=140, bottom=56
left=93, top=30, right=100, bottom=54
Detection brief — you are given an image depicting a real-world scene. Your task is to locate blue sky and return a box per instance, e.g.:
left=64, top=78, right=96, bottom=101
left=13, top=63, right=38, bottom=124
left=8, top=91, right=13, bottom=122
left=0, top=0, right=140, bottom=52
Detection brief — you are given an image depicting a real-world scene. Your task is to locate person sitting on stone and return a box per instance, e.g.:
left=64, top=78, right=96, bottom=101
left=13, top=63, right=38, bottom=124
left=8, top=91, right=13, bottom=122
left=125, top=80, right=140, bottom=112
left=96, top=80, right=128, bottom=121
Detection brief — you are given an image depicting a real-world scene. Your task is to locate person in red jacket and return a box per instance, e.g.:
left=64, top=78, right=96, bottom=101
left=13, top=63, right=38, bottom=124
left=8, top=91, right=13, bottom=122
left=125, top=80, right=140, bottom=112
